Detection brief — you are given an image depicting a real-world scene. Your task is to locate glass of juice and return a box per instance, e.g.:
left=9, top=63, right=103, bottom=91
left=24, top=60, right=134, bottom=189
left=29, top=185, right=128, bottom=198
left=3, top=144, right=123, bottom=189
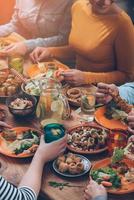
left=107, top=130, right=128, bottom=155
left=8, top=55, right=24, bottom=74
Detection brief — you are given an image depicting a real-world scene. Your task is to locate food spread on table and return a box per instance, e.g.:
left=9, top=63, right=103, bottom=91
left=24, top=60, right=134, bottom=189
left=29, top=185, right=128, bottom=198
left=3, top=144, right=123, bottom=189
left=9, top=98, right=33, bottom=109
left=27, top=61, right=69, bottom=80
left=105, top=100, right=129, bottom=123
left=0, top=53, right=134, bottom=196
left=23, top=79, right=41, bottom=96
left=56, top=153, right=84, bottom=174
left=53, top=152, right=91, bottom=178
left=105, top=88, right=133, bottom=123
left=0, top=69, right=22, bottom=97
left=67, top=125, right=108, bottom=153
left=0, top=128, right=40, bottom=157
left=65, top=85, right=97, bottom=107
left=91, top=148, right=134, bottom=194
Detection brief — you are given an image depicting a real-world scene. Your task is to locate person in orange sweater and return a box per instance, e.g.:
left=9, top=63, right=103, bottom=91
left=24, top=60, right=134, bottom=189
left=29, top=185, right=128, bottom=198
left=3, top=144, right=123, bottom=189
left=30, top=0, right=134, bottom=86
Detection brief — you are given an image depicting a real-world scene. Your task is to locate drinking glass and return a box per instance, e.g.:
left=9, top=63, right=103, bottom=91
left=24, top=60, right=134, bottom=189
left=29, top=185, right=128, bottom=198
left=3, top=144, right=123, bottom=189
left=80, top=90, right=96, bottom=122
left=107, top=130, right=127, bottom=155
left=8, top=55, right=24, bottom=74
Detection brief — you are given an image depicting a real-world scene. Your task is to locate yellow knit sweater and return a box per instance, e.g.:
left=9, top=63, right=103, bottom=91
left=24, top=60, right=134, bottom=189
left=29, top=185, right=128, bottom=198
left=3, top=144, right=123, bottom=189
left=50, top=0, right=134, bottom=85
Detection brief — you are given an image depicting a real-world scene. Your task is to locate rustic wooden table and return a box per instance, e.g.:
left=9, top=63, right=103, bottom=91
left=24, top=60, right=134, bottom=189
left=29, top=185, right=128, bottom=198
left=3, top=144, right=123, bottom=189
left=0, top=103, right=134, bottom=200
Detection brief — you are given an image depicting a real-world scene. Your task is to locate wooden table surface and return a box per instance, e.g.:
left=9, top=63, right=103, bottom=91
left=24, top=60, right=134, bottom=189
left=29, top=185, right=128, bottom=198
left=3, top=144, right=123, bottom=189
left=0, top=58, right=134, bottom=200
left=0, top=103, right=134, bottom=200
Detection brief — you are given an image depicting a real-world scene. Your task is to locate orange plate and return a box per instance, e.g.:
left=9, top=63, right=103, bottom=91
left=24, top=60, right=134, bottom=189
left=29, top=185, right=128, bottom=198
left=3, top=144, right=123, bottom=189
left=0, top=127, right=42, bottom=158
left=27, top=60, right=69, bottom=78
left=91, top=158, right=134, bottom=194
left=67, top=124, right=108, bottom=154
left=95, top=106, right=128, bottom=130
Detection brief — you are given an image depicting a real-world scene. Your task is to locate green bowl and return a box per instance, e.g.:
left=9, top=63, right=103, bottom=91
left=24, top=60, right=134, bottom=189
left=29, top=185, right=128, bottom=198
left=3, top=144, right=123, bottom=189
left=44, top=123, right=65, bottom=143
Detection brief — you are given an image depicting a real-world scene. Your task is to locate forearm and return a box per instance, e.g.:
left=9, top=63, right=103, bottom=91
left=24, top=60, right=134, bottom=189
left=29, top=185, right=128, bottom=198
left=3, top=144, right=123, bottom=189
left=0, top=23, right=16, bottom=37
left=0, top=176, right=36, bottom=200
left=84, top=70, right=127, bottom=85
left=19, top=151, right=45, bottom=196
left=24, top=34, right=69, bottom=52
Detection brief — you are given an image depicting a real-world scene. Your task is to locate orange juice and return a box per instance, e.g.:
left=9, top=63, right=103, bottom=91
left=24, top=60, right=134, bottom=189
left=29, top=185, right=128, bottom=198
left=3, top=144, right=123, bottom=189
left=107, top=131, right=127, bottom=155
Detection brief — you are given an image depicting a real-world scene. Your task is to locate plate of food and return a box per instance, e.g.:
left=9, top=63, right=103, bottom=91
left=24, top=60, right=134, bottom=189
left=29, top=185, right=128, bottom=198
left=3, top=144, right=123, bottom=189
left=0, top=127, right=42, bottom=158
left=26, top=60, right=69, bottom=80
left=90, top=148, right=134, bottom=194
left=95, top=88, right=133, bottom=130
left=67, top=125, right=109, bottom=154
left=0, top=69, right=23, bottom=102
left=53, top=153, right=91, bottom=178
left=63, top=85, right=97, bottom=107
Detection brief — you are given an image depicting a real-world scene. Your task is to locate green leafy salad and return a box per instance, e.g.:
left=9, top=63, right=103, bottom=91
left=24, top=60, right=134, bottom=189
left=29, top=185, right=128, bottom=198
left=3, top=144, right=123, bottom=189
left=91, top=167, right=121, bottom=188
left=105, top=100, right=128, bottom=122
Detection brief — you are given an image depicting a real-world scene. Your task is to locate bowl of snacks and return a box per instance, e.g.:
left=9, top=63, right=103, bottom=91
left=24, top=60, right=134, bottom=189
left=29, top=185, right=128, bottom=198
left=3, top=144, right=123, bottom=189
left=21, top=78, right=41, bottom=99
left=53, top=153, right=91, bottom=177
left=6, top=94, right=37, bottom=117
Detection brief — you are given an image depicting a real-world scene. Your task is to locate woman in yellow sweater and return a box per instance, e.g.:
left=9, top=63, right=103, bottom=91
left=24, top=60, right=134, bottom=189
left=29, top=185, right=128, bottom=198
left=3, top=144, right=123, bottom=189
left=30, top=0, right=134, bottom=86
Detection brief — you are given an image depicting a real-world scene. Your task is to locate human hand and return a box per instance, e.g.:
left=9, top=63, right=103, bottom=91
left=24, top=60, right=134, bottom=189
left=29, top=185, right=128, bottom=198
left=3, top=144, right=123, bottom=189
left=30, top=47, right=52, bottom=63
left=2, top=42, right=28, bottom=56
left=96, top=83, right=118, bottom=104
left=62, top=69, right=86, bottom=86
left=127, top=110, right=134, bottom=134
left=84, top=179, right=107, bottom=200
left=36, top=135, right=67, bottom=163
left=0, top=121, right=11, bottom=128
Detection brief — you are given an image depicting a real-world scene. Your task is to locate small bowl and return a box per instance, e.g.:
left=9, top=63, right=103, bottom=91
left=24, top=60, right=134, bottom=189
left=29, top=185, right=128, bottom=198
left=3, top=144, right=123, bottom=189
left=21, top=79, right=40, bottom=100
left=6, top=94, right=37, bottom=117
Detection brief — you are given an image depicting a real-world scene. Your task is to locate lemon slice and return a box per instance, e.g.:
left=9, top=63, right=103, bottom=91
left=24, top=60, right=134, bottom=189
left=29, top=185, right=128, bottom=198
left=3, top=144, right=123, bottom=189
left=51, top=100, right=62, bottom=112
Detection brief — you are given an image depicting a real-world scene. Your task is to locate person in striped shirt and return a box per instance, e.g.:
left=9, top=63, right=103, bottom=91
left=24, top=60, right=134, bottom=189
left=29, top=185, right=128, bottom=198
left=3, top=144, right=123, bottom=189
left=0, top=121, right=67, bottom=200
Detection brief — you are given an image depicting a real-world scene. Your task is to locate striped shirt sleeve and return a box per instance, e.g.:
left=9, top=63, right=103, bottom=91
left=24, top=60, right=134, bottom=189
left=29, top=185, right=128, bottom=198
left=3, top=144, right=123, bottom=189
left=0, top=176, right=37, bottom=200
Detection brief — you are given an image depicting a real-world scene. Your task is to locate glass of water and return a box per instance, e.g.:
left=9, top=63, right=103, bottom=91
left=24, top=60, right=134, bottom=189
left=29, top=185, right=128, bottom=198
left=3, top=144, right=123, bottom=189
left=80, top=90, right=96, bottom=122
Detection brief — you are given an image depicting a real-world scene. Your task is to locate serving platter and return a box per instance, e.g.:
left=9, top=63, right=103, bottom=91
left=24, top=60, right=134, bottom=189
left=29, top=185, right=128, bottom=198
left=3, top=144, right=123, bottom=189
left=95, top=106, right=128, bottom=130
left=91, top=158, right=134, bottom=194
left=0, top=127, right=42, bottom=158
left=26, top=60, right=69, bottom=79
left=67, top=124, right=108, bottom=154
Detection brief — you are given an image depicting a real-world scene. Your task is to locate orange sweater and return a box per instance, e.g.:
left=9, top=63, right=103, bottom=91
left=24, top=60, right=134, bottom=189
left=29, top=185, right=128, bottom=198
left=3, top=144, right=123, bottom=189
left=50, top=0, right=134, bottom=85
